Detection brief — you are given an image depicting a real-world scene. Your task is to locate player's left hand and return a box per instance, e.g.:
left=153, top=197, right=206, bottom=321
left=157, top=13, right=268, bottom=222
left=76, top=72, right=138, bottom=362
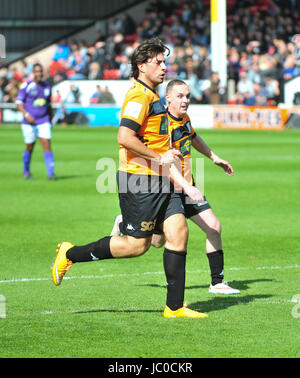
left=184, top=185, right=205, bottom=203
left=213, top=156, right=234, bottom=176
left=160, top=148, right=182, bottom=165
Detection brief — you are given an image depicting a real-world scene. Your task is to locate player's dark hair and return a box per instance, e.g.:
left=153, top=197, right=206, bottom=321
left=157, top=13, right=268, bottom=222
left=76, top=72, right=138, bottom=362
left=131, top=37, right=170, bottom=79
left=166, top=79, right=187, bottom=93
left=33, top=63, right=43, bottom=71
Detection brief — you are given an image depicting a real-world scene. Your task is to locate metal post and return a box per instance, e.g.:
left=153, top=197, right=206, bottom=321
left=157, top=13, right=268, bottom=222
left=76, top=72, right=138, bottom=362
left=210, top=0, right=227, bottom=88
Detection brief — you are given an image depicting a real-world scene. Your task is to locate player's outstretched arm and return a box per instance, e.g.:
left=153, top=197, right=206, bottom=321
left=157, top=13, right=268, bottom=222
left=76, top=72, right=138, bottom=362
left=211, top=155, right=234, bottom=176
left=191, top=134, right=234, bottom=176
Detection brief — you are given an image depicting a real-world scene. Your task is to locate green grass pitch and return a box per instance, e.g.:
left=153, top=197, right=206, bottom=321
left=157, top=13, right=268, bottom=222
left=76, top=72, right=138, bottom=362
left=0, top=123, right=300, bottom=358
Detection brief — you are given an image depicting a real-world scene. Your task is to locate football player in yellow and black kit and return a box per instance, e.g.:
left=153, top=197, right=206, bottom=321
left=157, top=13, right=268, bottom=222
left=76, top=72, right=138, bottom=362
left=52, top=38, right=208, bottom=318
left=151, top=79, right=240, bottom=294
left=112, top=79, right=240, bottom=294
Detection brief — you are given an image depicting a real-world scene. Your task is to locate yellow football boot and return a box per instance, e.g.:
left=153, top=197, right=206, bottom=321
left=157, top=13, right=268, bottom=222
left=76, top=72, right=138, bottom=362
left=51, top=242, right=74, bottom=286
left=163, top=303, right=208, bottom=319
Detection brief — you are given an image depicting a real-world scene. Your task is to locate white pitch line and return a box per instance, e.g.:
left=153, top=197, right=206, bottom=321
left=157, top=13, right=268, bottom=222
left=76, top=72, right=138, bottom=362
left=0, top=272, right=164, bottom=284
left=37, top=297, right=298, bottom=317
left=1, top=264, right=300, bottom=285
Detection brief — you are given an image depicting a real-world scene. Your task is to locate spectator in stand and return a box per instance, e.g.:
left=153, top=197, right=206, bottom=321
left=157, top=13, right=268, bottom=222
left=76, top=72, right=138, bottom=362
left=87, top=41, right=106, bottom=75
left=99, top=86, right=116, bottom=104
left=0, top=66, right=24, bottom=103
left=262, top=57, right=280, bottom=79
left=243, top=91, right=256, bottom=106
left=64, top=84, right=81, bottom=104
left=89, top=85, right=102, bottom=104
left=189, top=66, right=210, bottom=104
left=19, top=60, right=32, bottom=81
left=119, top=54, right=132, bottom=79
left=232, top=37, right=245, bottom=54
left=206, top=71, right=225, bottom=105
left=51, top=90, right=62, bottom=104
left=237, top=71, right=254, bottom=96
left=247, top=62, right=264, bottom=85
left=2, top=77, right=19, bottom=103
left=167, top=61, right=187, bottom=80
left=53, top=39, right=70, bottom=62
left=228, top=47, right=241, bottom=84
left=78, top=40, right=88, bottom=59
left=48, top=58, right=68, bottom=84
left=171, top=46, right=186, bottom=70
left=88, top=61, right=103, bottom=80
left=228, top=92, right=244, bottom=105
left=184, top=57, right=196, bottom=80
left=107, top=16, right=123, bottom=35
left=283, top=54, right=300, bottom=80
left=68, top=50, right=87, bottom=80
left=253, top=83, right=269, bottom=106
left=291, top=33, right=300, bottom=61
left=273, top=39, right=289, bottom=63
left=10, top=67, right=23, bottom=82
left=264, top=76, right=280, bottom=104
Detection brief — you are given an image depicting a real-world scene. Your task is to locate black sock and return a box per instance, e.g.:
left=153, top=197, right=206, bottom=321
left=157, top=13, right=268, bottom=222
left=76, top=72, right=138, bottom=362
left=207, top=250, right=224, bottom=285
left=66, top=236, right=112, bottom=263
left=163, top=248, right=187, bottom=311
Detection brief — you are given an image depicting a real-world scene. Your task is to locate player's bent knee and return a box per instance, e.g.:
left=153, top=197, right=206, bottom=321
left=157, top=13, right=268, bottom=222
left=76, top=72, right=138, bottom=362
left=210, top=219, right=222, bottom=235
left=217, top=221, right=222, bottom=234
left=151, top=234, right=165, bottom=248
left=164, top=221, right=188, bottom=251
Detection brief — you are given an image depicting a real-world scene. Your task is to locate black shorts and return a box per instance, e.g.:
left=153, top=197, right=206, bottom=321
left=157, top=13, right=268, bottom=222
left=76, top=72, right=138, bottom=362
left=181, top=193, right=211, bottom=219
left=117, top=171, right=184, bottom=237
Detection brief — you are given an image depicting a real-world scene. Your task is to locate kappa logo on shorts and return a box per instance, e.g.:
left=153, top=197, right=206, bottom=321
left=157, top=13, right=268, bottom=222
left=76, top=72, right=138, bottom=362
left=140, top=219, right=157, bottom=232
left=127, top=224, right=135, bottom=231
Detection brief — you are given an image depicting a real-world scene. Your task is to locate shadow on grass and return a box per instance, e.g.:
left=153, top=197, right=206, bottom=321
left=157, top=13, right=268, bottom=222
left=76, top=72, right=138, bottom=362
left=53, top=174, right=94, bottom=180
left=189, top=294, right=273, bottom=313
left=72, top=280, right=274, bottom=315
left=73, top=308, right=161, bottom=314
left=187, top=278, right=274, bottom=291
left=73, top=294, right=273, bottom=315
left=139, top=278, right=274, bottom=291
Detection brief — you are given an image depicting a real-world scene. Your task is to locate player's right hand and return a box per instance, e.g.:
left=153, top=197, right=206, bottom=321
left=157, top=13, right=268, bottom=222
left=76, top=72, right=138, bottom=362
left=213, top=156, right=234, bottom=176
left=25, top=113, right=35, bottom=124
left=160, top=149, right=182, bottom=165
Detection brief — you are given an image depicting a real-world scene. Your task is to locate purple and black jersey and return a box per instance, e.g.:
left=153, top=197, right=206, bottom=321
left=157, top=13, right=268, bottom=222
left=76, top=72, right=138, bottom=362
left=16, top=80, right=51, bottom=125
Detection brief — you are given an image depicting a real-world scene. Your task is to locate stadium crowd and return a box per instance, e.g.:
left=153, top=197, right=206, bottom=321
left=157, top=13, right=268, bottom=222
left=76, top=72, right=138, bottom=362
left=0, top=0, right=300, bottom=106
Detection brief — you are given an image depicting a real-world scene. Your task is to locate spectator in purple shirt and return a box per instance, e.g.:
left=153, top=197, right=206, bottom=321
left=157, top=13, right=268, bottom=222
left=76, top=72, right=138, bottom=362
left=15, top=63, right=56, bottom=180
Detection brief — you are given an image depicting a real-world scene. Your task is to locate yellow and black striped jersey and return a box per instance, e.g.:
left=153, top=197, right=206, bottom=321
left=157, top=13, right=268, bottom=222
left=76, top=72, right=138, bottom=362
left=168, top=112, right=196, bottom=185
left=119, top=79, right=170, bottom=176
